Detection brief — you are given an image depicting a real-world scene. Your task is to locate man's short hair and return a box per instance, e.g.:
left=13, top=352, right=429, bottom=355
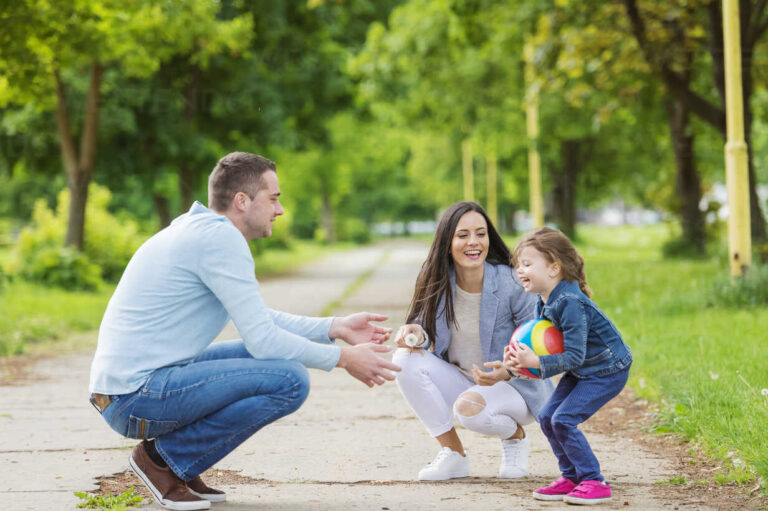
left=208, top=152, right=276, bottom=212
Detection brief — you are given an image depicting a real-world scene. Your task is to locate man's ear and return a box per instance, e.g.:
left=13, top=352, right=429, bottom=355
left=232, top=191, right=249, bottom=212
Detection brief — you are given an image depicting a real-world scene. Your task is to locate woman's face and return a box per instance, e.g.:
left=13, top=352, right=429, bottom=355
left=450, top=211, right=489, bottom=271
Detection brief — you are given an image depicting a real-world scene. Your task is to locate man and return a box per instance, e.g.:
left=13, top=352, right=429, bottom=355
left=89, top=152, right=400, bottom=511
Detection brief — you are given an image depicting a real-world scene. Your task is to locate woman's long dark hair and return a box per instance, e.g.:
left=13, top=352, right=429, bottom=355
left=406, top=202, right=510, bottom=345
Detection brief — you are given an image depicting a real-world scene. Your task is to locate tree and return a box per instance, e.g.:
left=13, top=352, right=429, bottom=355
left=622, top=0, right=768, bottom=242
left=0, top=0, right=252, bottom=247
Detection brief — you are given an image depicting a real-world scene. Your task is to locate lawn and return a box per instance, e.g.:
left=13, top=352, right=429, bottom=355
left=0, top=240, right=357, bottom=356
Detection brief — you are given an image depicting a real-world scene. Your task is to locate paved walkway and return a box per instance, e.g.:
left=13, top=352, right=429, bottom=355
left=0, top=239, right=711, bottom=510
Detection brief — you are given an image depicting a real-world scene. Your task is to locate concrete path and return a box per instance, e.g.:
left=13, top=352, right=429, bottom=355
left=0, top=239, right=709, bottom=510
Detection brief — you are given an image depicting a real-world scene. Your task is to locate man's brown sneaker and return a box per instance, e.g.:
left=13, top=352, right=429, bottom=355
left=129, top=442, right=211, bottom=510
left=187, top=475, right=227, bottom=502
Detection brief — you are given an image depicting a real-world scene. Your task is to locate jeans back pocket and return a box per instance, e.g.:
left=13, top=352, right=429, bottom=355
left=127, top=415, right=180, bottom=440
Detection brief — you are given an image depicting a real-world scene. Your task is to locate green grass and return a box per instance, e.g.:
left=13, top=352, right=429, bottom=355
left=74, top=487, right=144, bottom=509
left=511, top=224, right=768, bottom=490
left=0, top=280, right=115, bottom=356
left=253, top=240, right=359, bottom=278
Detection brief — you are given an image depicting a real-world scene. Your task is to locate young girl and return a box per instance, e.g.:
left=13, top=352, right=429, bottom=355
left=504, top=227, right=632, bottom=505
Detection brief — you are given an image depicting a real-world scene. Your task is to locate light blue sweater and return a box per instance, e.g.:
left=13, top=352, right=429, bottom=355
left=89, top=202, right=341, bottom=395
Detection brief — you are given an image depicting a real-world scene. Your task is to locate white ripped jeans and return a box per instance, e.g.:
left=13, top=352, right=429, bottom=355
left=392, top=349, right=534, bottom=439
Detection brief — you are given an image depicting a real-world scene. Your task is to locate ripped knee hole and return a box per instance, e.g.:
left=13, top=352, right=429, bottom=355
left=454, top=392, right=486, bottom=417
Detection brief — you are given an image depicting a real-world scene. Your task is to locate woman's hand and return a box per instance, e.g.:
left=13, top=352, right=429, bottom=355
left=393, top=324, right=427, bottom=353
left=472, top=360, right=510, bottom=386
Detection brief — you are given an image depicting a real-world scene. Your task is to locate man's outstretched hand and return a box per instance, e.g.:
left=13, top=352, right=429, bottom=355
left=337, top=344, right=401, bottom=387
left=329, top=312, right=393, bottom=345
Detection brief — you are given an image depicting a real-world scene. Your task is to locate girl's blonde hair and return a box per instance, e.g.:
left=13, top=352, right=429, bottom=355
left=511, top=226, right=593, bottom=298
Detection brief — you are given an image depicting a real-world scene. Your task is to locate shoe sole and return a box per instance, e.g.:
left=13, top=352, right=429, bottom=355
left=563, top=495, right=612, bottom=505
left=498, top=470, right=528, bottom=479
left=189, top=488, right=227, bottom=503
left=532, top=492, right=566, bottom=501
left=129, top=454, right=211, bottom=510
left=417, top=470, right=470, bottom=481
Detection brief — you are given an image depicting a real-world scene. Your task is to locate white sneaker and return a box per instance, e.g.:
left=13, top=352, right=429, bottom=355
left=417, top=447, right=469, bottom=481
left=498, top=436, right=530, bottom=478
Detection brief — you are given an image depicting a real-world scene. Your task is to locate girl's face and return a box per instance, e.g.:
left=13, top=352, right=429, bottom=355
left=515, top=245, right=561, bottom=298
left=450, top=211, right=489, bottom=272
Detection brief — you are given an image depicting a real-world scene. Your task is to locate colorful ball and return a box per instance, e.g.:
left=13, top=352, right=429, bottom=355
left=509, top=319, right=564, bottom=379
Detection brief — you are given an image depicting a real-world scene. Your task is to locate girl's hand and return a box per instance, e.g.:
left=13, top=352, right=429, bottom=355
left=393, top=324, right=426, bottom=353
left=503, top=346, right=529, bottom=379
left=472, top=361, right=509, bottom=386
left=513, top=342, right=541, bottom=370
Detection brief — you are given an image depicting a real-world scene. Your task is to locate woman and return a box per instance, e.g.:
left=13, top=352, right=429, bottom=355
left=393, top=202, right=554, bottom=481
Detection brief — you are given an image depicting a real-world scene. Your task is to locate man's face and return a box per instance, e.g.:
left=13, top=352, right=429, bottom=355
left=242, top=170, right=284, bottom=241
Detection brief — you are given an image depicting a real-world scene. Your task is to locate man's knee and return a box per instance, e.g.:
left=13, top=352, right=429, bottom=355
left=454, top=391, right=486, bottom=418
left=280, top=361, right=311, bottom=412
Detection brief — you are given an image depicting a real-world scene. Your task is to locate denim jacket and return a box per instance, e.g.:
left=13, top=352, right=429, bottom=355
left=536, top=280, right=632, bottom=379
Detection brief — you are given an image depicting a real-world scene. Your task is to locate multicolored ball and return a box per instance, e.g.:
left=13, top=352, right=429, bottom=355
left=509, top=319, right=564, bottom=379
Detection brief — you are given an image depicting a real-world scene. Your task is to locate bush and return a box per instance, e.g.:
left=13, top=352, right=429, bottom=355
left=4, top=184, right=146, bottom=290
left=337, top=217, right=371, bottom=244
left=709, top=264, right=768, bottom=307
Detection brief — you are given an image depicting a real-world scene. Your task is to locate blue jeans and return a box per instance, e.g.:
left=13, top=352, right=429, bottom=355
left=98, top=340, right=310, bottom=481
left=538, top=366, right=630, bottom=483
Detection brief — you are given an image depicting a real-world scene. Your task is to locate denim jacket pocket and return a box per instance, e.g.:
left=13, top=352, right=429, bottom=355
left=127, top=415, right=179, bottom=440
left=583, top=348, right=612, bottom=365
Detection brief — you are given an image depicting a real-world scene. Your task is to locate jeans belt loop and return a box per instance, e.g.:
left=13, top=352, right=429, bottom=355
left=90, top=393, right=112, bottom=413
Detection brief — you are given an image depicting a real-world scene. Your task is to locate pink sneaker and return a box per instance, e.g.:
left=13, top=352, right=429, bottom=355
left=532, top=476, right=577, bottom=501
left=563, top=480, right=612, bottom=505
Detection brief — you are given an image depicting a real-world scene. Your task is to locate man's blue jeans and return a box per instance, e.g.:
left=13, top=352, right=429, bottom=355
left=98, top=340, right=310, bottom=481
left=538, top=366, right=630, bottom=483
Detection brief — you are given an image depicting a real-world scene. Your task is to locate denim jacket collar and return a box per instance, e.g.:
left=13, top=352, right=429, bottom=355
left=537, top=279, right=582, bottom=317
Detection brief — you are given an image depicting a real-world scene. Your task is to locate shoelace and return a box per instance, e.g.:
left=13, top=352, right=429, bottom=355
left=501, top=439, right=521, bottom=465
left=427, top=449, right=452, bottom=467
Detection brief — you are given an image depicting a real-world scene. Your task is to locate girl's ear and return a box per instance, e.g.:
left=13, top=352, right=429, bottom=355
left=548, top=262, right=561, bottom=279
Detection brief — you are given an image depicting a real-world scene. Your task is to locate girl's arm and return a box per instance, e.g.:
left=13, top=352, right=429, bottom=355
left=538, top=298, right=589, bottom=378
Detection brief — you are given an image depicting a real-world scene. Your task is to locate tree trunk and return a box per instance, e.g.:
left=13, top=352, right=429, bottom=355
left=320, top=178, right=335, bottom=242
left=742, top=65, right=767, bottom=241
left=54, top=62, right=103, bottom=250
left=153, top=194, right=172, bottom=230
left=626, top=0, right=768, bottom=242
left=665, top=98, right=706, bottom=255
left=179, top=163, right=194, bottom=211
left=178, top=65, right=200, bottom=212
left=551, top=139, right=582, bottom=239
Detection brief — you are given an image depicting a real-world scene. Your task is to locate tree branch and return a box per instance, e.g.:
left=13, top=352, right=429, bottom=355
left=53, top=66, right=78, bottom=178
left=746, top=0, right=768, bottom=45
left=623, top=0, right=726, bottom=134
left=706, top=0, right=726, bottom=107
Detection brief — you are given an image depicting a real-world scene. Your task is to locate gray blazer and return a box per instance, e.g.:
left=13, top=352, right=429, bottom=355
left=430, top=262, right=554, bottom=418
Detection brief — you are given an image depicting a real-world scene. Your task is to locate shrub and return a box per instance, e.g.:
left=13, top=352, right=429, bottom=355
left=337, top=217, right=371, bottom=244
left=708, top=264, right=768, bottom=307
left=5, top=184, right=145, bottom=290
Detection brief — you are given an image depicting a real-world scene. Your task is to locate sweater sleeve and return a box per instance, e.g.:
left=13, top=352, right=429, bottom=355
left=197, top=224, right=341, bottom=370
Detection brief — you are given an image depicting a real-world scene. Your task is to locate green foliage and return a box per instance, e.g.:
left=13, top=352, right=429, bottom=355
left=4, top=184, right=146, bottom=290
left=709, top=264, right=768, bottom=307
left=74, top=487, right=144, bottom=510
